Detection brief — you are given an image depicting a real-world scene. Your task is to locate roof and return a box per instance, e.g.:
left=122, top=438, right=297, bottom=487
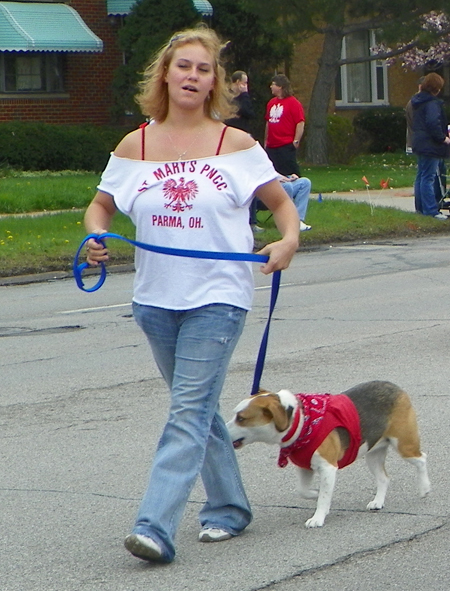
left=192, top=0, right=213, bottom=15
left=107, top=0, right=213, bottom=17
left=0, top=2, right=103, bottom=52
left=107, top=0, right=137, bottom=16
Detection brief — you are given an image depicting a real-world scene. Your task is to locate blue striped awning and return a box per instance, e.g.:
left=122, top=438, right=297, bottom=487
left=0, top=2, right=103, bottom=52
left=107, top=0, right=137, bottom=16
left=192, top=0, right=213, bottom=16
left=107, top=0, right=213, bottom=17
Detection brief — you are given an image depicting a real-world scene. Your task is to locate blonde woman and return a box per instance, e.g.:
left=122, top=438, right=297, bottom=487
left=84, top=26, right=299, bottom=564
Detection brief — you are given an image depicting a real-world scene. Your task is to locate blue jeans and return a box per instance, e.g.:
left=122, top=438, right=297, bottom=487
left=281, top=177, right=311, bottom=221
left=414, top=156, right=440, bottom=216
left=131, top=302, right=251, bottom=562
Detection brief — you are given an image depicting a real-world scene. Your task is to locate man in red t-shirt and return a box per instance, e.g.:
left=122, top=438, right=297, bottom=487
left=264, top=74, right=305, bottom=176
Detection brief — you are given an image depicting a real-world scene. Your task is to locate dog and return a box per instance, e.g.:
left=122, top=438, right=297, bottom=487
left=226, top=380, right=430, bottom=528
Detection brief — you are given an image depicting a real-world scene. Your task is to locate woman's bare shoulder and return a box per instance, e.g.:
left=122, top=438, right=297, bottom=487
left=113, top=128, right=142, bottom=159
left=223, top=126, right=256, bottom=153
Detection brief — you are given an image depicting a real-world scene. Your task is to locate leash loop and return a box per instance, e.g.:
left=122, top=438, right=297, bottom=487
left=73, top=232, right=281, bottom=393
left=73, top=234, right=108, bottom=292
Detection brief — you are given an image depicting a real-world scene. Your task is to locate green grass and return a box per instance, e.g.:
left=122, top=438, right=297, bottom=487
left=2, top=199, right=449, bottom=279
left=304, top=153, right=417, bottom=193
left=0, top=153, right=417, bottom=215
left=258, top=199, right=448, bottom=247
left=0, top=211, right=135, bottom=276
left=1, top=153, right=448, bottom=278
left=0, top=171, right=99, bottom=214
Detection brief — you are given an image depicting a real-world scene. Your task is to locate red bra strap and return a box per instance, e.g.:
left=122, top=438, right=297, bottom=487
left=139, top=122, right=226, bottom=160
left=139, top=122, right=149, bottom=160
left=216, top=126, right=228, bottom=155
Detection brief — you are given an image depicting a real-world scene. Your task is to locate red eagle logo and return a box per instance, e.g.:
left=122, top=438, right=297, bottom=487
left=163, top=178, right=198, bottom=212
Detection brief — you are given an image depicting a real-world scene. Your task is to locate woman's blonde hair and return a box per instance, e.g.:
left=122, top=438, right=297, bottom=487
left=136, top=26, right=236, bottom=122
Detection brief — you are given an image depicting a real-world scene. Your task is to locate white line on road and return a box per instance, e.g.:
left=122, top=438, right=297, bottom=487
left=58, top=303, right=131, bottom=315
left=58, top=284, right=295, bottom=315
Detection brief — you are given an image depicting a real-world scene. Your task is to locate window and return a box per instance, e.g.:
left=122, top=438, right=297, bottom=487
left=0, top=53, right=65, bottom=93
left=336, top=30, right=388, bottom=106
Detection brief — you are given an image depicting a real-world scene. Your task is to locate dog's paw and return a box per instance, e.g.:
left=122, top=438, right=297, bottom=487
left=419, top=481, right=431, bottom=497
left=366, top=500, right=384, bottom=510
left=305, top=515, right=325, bottom=528
left=299, top=488, right=319, bottom=500
left=420, top=487, right=431, bottom=498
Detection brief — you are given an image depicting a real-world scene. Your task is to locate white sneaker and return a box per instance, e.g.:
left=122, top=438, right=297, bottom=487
left=198, top=528, right=232, bottom=542
left=124, top=534, right=165, bottom=562
left=434, top=213, right=448, bottom=220
left=251, top=224, right=265, bottom=234
left=300, top=221, right=312, bottom=231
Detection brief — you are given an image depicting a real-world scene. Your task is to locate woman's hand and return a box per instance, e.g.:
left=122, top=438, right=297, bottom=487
left=86, top=234, right=109, bottom=266
left=257, top=236, right=299, bottom=275
left=254, top=178, right=300, bottom=274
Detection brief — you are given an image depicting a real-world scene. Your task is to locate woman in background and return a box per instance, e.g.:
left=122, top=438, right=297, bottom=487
left=412, top=72, right=450, bottom=219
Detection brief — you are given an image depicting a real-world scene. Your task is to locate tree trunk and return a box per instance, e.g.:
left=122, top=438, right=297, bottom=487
left=305, top=27, right=344, bottom=165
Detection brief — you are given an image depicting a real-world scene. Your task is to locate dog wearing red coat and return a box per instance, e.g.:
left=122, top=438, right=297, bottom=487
left=226, top=381, right=430, bottom=527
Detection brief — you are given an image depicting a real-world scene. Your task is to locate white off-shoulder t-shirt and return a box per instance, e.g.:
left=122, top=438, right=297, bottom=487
left=97, top=142, right=277, bottom=310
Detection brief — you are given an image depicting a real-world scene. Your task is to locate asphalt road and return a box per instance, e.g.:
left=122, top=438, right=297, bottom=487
left=1, top=236, right=450, bottom=591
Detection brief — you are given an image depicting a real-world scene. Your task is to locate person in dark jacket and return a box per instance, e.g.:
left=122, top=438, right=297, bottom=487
left=225, top=70, right=255, bottom=134
left=412, top=72, right=450, bottom=219
left=225, top=71, right=261, bottom=231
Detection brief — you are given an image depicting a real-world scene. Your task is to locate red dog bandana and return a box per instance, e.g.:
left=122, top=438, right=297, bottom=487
left=278, top=393, right=361, bottom=470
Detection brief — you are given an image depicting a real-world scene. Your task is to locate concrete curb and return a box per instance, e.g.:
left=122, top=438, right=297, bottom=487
left=0, top=263, right=134, bottom=287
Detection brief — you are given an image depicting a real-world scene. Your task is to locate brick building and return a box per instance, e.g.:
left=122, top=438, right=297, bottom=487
left=289, top=31, right=427, bottom=121
left=0, top=0, right=212, bottom=125
left=0, top=2, right=442, bottom=126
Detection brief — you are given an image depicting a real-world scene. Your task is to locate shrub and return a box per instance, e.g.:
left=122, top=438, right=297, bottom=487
left=353, top=107, right=406, bottom=153
left=326, top=114, right=361, bottom=164
left=0, top=122, right=130, bottom=172
left=300, top=115, right=359, bottom=165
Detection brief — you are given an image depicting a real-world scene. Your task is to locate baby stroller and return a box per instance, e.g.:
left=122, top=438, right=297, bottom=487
left=436, top=160, right=450, bottom=211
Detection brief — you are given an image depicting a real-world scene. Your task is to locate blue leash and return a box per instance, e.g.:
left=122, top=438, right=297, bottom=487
left=73, top=232, right=281, bottom=395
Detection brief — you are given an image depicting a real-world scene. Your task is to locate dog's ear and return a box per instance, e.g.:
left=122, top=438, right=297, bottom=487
left=260, top=395, right=292, bottom=432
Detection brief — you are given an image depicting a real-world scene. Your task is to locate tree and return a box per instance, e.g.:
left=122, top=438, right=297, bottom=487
left=242, top=0, right=450, bottom=164
left=373, top=11, right=450, bottom=70
left=111, top=0, right=291, bottom=134
left=210, top=0, right=292, bottom=140
left=111, top=0, right=199, bottom=122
